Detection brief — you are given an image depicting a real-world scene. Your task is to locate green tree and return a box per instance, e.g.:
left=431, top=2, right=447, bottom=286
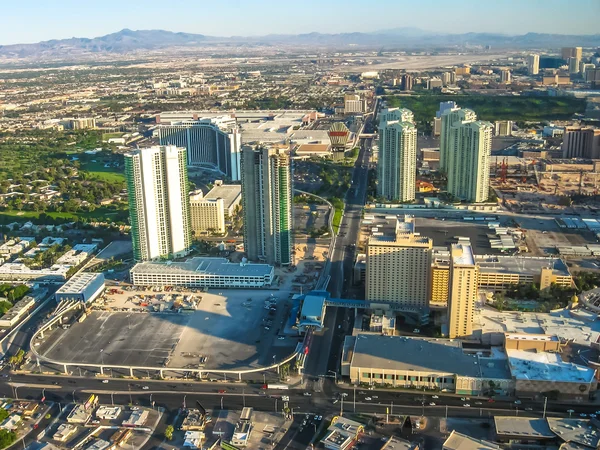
left=0, top=429, right=16, bottom=448
left=164, top=425, right=174, bottom=441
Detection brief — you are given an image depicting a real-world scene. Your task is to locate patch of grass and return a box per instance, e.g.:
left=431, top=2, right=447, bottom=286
left=80, top=161, right=125, bottom=182
left=385, top=94, right=586, bottom=124
left=0, top=206, right=129, bottom=223
left=333, top=207, right=344, bottom=234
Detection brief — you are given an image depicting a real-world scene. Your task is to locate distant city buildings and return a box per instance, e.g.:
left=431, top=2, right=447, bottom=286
left=527, top=54, right=540, bottom=75
left=366, top=217, right=432, bottom=310
left=562, top=47, right=582, bottom=62
left=158, top=116, right=242, bottom=180
left=343, top=93, right=366, bottom=114
left=125, top=145, right=192, bottom=261
left=377, top=108, right=417, bottom=202
left=448, top=244, right=477, bottom=339
left=494, top=120, right=513, bottom=136
left=447, top=118, right=493, bottom=203
left=400, top=74, right=413, bottom=91
left=241, top=145, right=293, bottom=266
left=500, top=69, right=511, bottom=83
left=562, top=126, right=600, bottom=159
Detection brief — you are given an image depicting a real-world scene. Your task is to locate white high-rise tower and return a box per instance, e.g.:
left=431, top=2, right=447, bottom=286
left=125, top=145, right=192, bottom=261
left=377, top=108, right=417, bottom=202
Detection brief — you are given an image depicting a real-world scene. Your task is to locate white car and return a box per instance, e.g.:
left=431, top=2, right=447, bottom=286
left=463, top=404, right=471, bottom=407
left=429, top=402, right=436, bottom=406
left=432, top=395, right=439, bottom=399
left=364, top=397, right=372, bottom=401
left=142, top=386, right=149, bottom=390
left=102, top=379, right=109, bottom=384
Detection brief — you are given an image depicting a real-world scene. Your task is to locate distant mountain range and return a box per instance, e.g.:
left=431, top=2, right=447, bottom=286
left=1, top=28, right=599, bottom=59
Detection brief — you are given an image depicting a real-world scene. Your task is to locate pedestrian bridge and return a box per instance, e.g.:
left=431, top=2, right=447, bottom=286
left=297, top=290, right=430, bottom=331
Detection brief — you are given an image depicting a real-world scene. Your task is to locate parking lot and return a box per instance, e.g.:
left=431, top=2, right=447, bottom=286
left=38, top=289, right=299, bottom=371
left=294, top=204, right=330, bottom=235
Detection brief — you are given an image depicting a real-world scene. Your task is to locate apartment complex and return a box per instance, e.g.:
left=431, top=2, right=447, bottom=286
left=189, top=183, right=241, bottom=235
left=439, top=107, right=477, bottom=172
left=125, top=146, right=192, bottom=261
left=527, top=54, right=540, bottom=75
left=158, top=116, right=242, bottom=180
left=430, top=258, right=450, bottom=307
left=241, top=145, right=293, bottom=266
left=448, top=244, right=477, bottom=339
left=377, top=108, right=417, bottom=202
left=366, top=217, right=432, bottom=309
left=447, top=120, right=493, bottom=203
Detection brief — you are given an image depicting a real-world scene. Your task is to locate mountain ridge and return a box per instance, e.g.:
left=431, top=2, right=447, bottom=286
left=1, top=28, right=599, bottom=59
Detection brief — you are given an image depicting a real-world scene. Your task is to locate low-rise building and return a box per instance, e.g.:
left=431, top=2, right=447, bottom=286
left=0, top=263, right=71, bottom=281
left=321, top=416, right=364, bottom=450
left=56, top=244, right=97, bottom=266
left=84, top=439, right=110, bottom=450
left=67, top=404, right=92, bottom=424
left=130, top=257, right=274, bottom=288
left=181, top=409, right=206, bottom=431
left=55, top=273, right=105, bottom=303
left=0, top=295, right=36, bottom=328
left=184, top=431, right=205, bottom=449
left=95, top=405, right=122, bottom=420
left=0, top=414, right=21, bottom=431
left=493, top=416, right=555, bottom=444
left=53, top=423, right=77, bottom=442
left=443, top=430, right=500, bottom=450
left=122, top=409, right=149, bottom=427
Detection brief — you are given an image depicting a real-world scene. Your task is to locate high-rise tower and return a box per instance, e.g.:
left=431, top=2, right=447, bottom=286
left=241, top=145, right=293, bottom=266
left=125, top=145, right=192, bottom=261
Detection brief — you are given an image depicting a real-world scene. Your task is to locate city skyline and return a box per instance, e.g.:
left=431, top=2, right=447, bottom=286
left=1, top=0, right=599, bottom=45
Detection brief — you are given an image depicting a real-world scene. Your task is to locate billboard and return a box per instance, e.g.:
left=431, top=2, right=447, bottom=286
left=328, top=122, right=350, bottom=151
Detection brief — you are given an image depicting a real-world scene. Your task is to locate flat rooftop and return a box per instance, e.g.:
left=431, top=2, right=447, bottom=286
left=547, top=419, right=600, bottom=448
left=452, top=244, right=475, bottom=266
left=477, top=308, right=600, bottom=347
left=56, top=273, right=104, bottom=295
left=205, top=184, right=241, bottom=209
left=507, top=348, right=595, bottom=383
left=130, top=257, right=273, bottom=277
left=493, top=417, right=554, bottom=439
left=475, top=256, right=571, bottom=277
left=505, top=333, right=559, bottom=342
left=350, top=334, right=482, bottom=377
left=443, top=430, right=500, bottom=450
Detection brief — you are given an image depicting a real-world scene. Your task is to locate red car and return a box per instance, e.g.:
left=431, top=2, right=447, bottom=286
left=488, top=398, right=495, bottom=403
left=218, top=389, right=227, bottom=393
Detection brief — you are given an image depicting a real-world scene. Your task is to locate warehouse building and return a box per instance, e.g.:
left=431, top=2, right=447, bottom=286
left=55, top=273, right=105, bottom=303
left=130, top=257, right=274, bottom=288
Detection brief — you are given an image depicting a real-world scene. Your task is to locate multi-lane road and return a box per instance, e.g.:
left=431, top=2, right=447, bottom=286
left=1, top=373, right=596, bottom=420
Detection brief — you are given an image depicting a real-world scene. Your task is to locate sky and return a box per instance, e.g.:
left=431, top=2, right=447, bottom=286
left=2, top=0, right=599, bottom=45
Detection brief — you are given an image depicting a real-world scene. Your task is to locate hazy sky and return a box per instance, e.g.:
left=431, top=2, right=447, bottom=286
left=2, top=0, right=599, bottom=45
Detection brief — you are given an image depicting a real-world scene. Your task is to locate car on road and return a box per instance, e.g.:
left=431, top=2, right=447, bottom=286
left=432, top=395, right=439, bottom=399
left=303, top=392, right=312, bottom=397
left=581, top=413, right=588, bottom=417
left=340, top=393, right=348, bottom=398
left=514, top=400, right=522, bottom=405
left=525, top=408, right=533, bottom=411
left=52, top=381, right=59, bottom=385
left=364, top=397, right=372, bottom=401
left=218, top=390, right=226, bottom=393
left=463, top=404, right=470, bottom=407
left=591, top=414, right=597, bottom=418
left=317, top=415, right=322, bottom=421
left=278, top=336, right=285, bottom=340
left=475, top=402, right=482, bottom=405
left=102, top=379, right=109, bottom=384
left=429, top=402, right=436, bottom=406
left=142, top=386, right=149, bottom=390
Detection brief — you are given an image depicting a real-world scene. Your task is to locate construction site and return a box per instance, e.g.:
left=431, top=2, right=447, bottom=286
left=491, top=157, right=600, bottom=214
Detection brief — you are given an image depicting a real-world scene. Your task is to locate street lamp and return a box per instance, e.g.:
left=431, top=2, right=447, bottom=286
left=328, top=370, right=337, bottom=384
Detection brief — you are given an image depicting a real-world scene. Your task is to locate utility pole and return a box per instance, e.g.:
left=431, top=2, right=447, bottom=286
left=353, top=387, right=356, bottom=412
left=543, top=397, right=548, bottom=419
left=340, top=394, right=344, bottom=416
